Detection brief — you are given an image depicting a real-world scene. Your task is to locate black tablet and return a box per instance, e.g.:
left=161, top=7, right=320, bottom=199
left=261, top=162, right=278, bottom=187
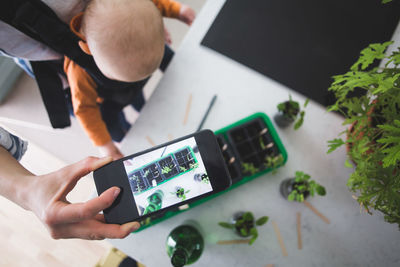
left=93, top=130, right=232, bottom=224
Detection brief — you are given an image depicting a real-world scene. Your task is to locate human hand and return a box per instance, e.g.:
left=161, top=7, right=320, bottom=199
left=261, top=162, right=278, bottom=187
left=178, top=5, right=196, bottom=26
left=26, top=156, right=140, bottom=239
left=164, top=26, right=172, bottom=45
left=98, top=141, right=124, bottom=160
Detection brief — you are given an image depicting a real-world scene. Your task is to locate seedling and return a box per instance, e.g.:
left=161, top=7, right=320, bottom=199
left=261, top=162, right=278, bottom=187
left=281, top=171, right=326, bottom=202
left=161, top=166, right=172, bottom=174
left=179, top=166, right=187, bottom=172
left=194, top=173, right=210, bottom=184
left=275, top=95, right=309, bottom=130
left=264, top=154, right=284, bottom=173
left=219, top=212, right=269, bottom=245
left=241, top=162, right=259, bottom=175
left=189, top=162, right=199, bottom=170
left=171, top=187, right=190, bottom=201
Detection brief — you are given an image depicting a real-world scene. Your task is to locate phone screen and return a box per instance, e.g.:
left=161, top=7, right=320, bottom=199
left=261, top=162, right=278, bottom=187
left=122, top=137, right=213, bottom=216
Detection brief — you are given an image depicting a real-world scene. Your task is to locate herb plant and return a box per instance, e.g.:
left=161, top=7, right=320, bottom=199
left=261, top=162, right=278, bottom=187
left=241, top=162, right=259, bottom=175
left=327, top=41, right=400, bottom=227
left=287, top=171, right=326, bottom=202
left=161, top=166, right=172, bottom=174
left=219, top=212, right=269, bottom=245
left=277, top=95, right=309, bottom=130
left=171, top=187, right=190, bottom=201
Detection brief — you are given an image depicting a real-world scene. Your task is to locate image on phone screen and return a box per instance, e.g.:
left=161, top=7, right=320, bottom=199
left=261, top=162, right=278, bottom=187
left=123, top=137, right=213, bottom=216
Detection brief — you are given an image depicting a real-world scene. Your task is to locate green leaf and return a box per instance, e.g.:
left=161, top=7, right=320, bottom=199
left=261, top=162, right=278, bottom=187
left=240, top=228, right=248, bottom=236
left=345, top=159, right=354, bottom=168
left=218, top=222, right=234, bottom=229
left=255, top=216, right=269, bottom=226
left=351, top=42, right=393, bottom=70
left=382, top=0, right=392, bottom=3
left=304, top=98, right=310, bottom=108
left=316, top=185, right=326, bottom=196
left=287, top=192, right=296, bottom=201
left=294, top=111, right=305, bottom=130
left=243, top=212, right=254, bottom=222
left=249, top=228, right=258, bottom=245
left=327, top=138, right=345, bottom=154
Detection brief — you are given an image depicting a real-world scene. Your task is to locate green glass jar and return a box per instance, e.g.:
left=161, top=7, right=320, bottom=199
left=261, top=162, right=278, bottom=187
left=166, top=224, right=204, bottom=267
left=143, top=190, right=164, bottom=215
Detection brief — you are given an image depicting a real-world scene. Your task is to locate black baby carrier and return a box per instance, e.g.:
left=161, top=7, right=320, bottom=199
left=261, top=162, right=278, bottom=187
left=1, top=0, right=169, bottom=128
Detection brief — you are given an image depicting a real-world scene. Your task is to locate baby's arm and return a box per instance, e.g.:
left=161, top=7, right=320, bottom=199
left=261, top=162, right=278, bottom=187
left=64, top=58, right=123, bottom=160
left=152, top=0, right=195, bottom=25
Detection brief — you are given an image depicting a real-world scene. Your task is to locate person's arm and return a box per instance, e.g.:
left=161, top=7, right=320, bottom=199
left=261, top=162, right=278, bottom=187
left=152, top=0, right=195, bottom=25
left=64, top=57, right=123, bottom=160
left=0, top=147, right=139, bottom=239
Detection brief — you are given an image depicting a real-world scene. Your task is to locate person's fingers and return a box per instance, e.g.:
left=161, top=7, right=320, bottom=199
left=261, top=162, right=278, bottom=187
left=91, top=156, right=113, bottom=171
left=50, top=220, right=140, bottom=240
left=46, top=186, right=120, bottom=225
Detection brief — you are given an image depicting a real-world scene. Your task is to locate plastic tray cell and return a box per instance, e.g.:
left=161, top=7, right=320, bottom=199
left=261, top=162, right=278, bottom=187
left=158, top=155, right=179, bottom=180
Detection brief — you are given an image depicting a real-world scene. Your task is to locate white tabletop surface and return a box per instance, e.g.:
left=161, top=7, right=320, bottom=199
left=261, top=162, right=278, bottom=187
left=112, top=0, right=400, bottom=266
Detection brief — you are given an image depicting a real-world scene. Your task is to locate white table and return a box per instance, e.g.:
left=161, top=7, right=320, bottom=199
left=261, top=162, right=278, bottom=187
left=112, top=0, right=400, bottom=266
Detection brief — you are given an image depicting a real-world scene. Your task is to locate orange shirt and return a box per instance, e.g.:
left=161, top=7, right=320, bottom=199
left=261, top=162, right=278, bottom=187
left=64, top=0, right=182, bottom=146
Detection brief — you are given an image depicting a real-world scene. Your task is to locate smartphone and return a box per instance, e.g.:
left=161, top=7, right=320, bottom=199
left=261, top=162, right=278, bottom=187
left=93, top=130, right=232, bottom=224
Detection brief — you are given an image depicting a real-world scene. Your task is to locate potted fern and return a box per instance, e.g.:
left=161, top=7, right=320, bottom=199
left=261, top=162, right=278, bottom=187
left=327, top=40, right=400, bottom=228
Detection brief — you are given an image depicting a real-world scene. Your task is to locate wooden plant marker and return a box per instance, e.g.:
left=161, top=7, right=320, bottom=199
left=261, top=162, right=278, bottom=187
left=217, top=239, right=250, bottom=245
left=146, top=136, right=156, bottom=146
left=264, top=265, right=274, bottom=267
left=303, top=200, right=330, bottom=224
left=183, top=93, right=192, bottom=125
left=297, top=212, right=302, bottom=250
left=272, top=221, right=288, bottom=257
left=168, top=134, right=173, bottom=141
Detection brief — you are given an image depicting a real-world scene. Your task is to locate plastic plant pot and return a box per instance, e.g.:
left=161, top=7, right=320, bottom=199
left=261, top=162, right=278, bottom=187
left=279, top=178, right=310, bottom=200
left=273, top=113, right=295, bottom=128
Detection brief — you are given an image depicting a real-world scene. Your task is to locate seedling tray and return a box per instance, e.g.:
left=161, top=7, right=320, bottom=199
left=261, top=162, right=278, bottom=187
left=127, top=146, right=198, bottom=195
left=135, top=113, right=287, bottom=232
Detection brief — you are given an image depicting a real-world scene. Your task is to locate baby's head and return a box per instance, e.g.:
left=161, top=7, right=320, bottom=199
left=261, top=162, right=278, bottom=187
left=82, top=0, right=164, bottom=82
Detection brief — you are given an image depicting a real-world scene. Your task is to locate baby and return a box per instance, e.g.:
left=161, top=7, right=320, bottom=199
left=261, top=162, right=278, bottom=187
left=64, top=0, right=195, bottom=159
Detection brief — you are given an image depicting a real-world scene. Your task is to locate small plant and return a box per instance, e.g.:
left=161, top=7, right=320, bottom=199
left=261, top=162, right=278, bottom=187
left=179, top=166, right=187, bottom=172
left=276, top=95, right=309, bottom=130
left=201, top=174, right=210, bottom=184
left=285, top=171, right=326, bottom=202
left=143, top=169, right=150, bottom=178
left=161, top=166, right=172, bottom=174
left=264, top=154, right=284, bottom=174
left=189, top=162, right=199, bottom=170
left=242, top=162, right=259, bottom=175
left=171, top=187, right=190, bottom=201
left=219, top=212, right=269, bottom=245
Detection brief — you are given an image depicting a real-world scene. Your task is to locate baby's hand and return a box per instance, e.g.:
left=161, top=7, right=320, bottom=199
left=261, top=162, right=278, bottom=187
left=164, top=26, right=172, bottom=45
left=179, top=5, right=196, bottom=26
left=98, top=141, right=124, bottom=160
